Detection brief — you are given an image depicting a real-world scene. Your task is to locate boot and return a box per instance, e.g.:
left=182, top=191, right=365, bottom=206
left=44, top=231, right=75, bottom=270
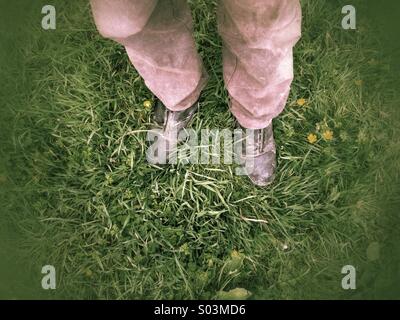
left=239, top=122, right=277, bottom=186
left=148, top=100, right=198, bottom=164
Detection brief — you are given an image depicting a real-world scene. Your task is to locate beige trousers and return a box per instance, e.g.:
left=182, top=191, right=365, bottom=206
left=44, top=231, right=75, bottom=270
left=91, top=0, right=302, bottom=129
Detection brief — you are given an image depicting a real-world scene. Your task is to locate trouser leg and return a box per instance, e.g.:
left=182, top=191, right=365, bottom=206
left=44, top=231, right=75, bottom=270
left=218, top=0, right=302, bottom=129
left=90, top=0, right=207, bottom=111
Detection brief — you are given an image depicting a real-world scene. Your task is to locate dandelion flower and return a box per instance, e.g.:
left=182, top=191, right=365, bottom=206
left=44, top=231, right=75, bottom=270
left=143, top=100, right=153, bottom=109
left=297, top=98, right=307, bottom=106
left=231, top=250, right=241, bottom=259
left=323, top=130, right=334, bottom=141
left=307, top=133, right=317, bottom=144
left=355, top=80, right=363, bottom=86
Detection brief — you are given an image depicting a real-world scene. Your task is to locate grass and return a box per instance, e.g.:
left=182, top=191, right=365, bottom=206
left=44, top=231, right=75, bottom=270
left=1, top=0, right=400, bottom=299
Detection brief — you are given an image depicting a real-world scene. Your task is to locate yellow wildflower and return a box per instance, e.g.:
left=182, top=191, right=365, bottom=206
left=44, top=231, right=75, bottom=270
left=231, top=250, right=239, bottom=258
left=297, top=98, right=307, bottom=106
left=307, top=133, right=317, bottom=144
left=143, top=100, right=153, bottom=109
left=355, top=80, right=363, bottom=86
left=323, top=130, right=334, bottom=141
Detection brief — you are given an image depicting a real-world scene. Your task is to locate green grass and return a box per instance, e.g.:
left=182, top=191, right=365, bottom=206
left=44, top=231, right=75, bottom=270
left=1, top=0, right=400, bottom=299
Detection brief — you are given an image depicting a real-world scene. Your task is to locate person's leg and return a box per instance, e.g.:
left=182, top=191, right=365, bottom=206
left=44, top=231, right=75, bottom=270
left=90, top=0, right=207, bottom=111
left=218, top=0, right=302, bottom=129
left=218, top=0, right=301, bottom=186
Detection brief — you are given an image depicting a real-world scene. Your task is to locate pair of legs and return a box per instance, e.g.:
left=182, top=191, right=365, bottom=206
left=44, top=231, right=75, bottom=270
left=90, top=0, right=302, bottom=130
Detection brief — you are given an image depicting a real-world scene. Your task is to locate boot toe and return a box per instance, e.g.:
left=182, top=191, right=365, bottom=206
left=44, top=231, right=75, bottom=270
left=246, top=152, right=276, bottom=186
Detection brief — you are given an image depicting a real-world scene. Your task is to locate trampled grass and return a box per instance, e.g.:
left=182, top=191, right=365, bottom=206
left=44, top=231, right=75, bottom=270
left=1, top=0, right=399, bottom=299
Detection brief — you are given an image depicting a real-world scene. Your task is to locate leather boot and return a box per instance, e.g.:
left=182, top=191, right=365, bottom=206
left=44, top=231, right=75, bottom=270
left=239, top=122, right=277, bottom=186
left=148, top=100, right=198, bottom=164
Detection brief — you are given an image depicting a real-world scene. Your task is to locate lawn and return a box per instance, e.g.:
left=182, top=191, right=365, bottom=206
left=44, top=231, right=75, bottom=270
left=0, top=0, right=399, bottom=299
